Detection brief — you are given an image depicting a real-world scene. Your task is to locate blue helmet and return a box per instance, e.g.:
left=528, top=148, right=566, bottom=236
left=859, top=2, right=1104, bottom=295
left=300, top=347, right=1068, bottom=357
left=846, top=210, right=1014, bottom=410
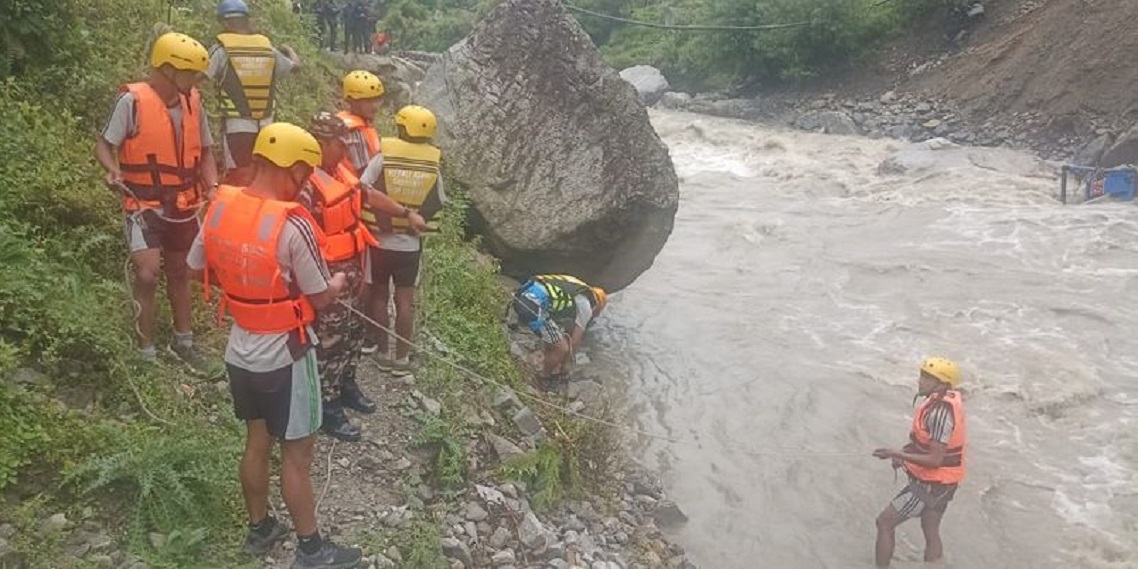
left=513, top=281, right=550, bottom=333
left=217, top=0, right=250, bottom=18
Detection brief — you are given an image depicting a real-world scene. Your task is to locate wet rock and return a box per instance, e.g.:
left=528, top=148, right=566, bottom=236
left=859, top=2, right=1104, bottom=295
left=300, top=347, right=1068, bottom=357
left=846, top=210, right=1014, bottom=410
left=656, top=91, right=692, bottom=110
left=795, top=111, right=861, bottom=136
left=440, top=537, right=473, bottom=567
left=485, top=433, right=525, bottom=462
left=1075, top=133, right=1115, bottom=166
left=650, top=501, right=689, bottom=528
left=491, top=548, right=517, bottom=567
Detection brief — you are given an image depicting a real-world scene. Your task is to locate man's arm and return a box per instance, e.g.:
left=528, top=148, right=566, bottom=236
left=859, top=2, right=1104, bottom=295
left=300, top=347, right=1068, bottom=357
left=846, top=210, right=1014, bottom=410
left=95, top=138, right=122, bottom=188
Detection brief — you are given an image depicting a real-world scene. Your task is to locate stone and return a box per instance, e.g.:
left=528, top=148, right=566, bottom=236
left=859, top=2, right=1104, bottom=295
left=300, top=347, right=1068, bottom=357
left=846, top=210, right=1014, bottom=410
left=464, top=521, right=479, bottom=543
left=567, top=380, right=602, bottom=404
left=1075, top=133, right=1115, bottom=166
left=490, top=527, right=512, bottom=548
left=464, top=502, right=489, bottom=522
left=519, top=512, right=550, bottom=550
left=498, top=483, right=518, bottom=498
left=879, top=91, right=897, bottom=104
left=0, top=548, right=26, bottom=569
left=512, top=407, right=543, bottom=438
left=922, top=119, right=943, bottom=129
left=650, top=501, right=689, bottom=528
left=148, top=532, right=166, bottom=550
left=38, top=514, right=69, bottom=537
left=0, top=524, right=14, bottom=538
left=655, top=91, right=692, bottom=110
left=373, top=554, right=396, bottom=568
left=66, top=542, right=91, bottom=558
left=10, top=367, right=46, bottom=385
left=393, top=457, right=412, bottom=471
left=544, top=541, right=566, bottom=560
left=491, top=549, right=517, bottom=567
left=547, top=560, right=569, bottom=569
left=387, top=545, right=403, bottom=563
left=618, top=65, right=670, bottom=106
left=485, top=434, right=526, bottom=462
left=417, top=0, right=678, bottom=291
left=493, top=388, right=521, bottom=410
left=87, top=553, right=114, bottom=567
left=794, top=111, right=861, bottom=136
left=411, top=390, right=442, bottom=415
left=329, top=52, right=427, bottom=108
left=440, top=537, right=473, bottom=568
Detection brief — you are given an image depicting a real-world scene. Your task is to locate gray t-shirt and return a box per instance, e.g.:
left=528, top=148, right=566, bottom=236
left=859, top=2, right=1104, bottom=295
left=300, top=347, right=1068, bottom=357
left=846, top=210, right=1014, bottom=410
left=359, top=153, right=447, bottom=252
left=101, top=90, right=215, bottom=149
left=206, top=43, right=296, bottom=133
left=187, top=213, right=331, bottom=372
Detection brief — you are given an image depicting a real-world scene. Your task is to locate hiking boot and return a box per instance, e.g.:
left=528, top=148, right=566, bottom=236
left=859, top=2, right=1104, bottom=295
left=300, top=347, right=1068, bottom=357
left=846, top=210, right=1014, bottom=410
left=321, top=402, right=361, bottom=442
left=290, top=539, right=363, bottom=569
left=169, top=343, right=210, bottom=375
left=340, top=377, right=376, bottom=414
left=243, top=516, right=288, bottom=557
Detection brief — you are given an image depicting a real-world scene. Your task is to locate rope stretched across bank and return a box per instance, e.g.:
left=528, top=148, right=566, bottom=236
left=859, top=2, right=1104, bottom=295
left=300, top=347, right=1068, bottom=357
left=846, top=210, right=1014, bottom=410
left=339, top=300, right=865, bottom=459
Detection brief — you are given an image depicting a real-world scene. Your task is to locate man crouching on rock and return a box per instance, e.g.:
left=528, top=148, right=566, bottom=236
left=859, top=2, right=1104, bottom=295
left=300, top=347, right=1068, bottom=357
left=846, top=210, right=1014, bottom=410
left=511, top=274, right=607, bottom=391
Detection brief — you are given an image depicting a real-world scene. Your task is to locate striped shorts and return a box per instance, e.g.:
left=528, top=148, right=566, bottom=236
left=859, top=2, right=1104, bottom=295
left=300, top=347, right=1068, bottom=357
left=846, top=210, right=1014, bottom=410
left=226, top=349, right=322, bottom=440
left=891, top=476, right=958, bottom=520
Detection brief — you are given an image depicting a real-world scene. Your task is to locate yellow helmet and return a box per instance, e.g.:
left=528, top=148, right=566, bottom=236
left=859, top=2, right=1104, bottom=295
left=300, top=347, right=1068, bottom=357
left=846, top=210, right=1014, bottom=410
left=150, top=32, right=209, bottom=73
left=342, top=70, right=385, bottom=101
left=395, top=105, right=438, bottom=139
left=921, top=357, right=960, bottom=388
left=253, top=123, right=322, bottom=169
left=591, top=287, right=607, bottom=310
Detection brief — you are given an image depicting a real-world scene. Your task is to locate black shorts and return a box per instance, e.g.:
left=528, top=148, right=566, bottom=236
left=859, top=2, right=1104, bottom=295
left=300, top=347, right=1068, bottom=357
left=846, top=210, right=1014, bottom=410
left=225, top=131, right=257, bottom=168
left=124, top=210, right=200, bottom=253
left=227, top=350, right=322, bottom=440
left=890, top=476, right=958, bottom=520
left=368, top=248, right=421, bottom=288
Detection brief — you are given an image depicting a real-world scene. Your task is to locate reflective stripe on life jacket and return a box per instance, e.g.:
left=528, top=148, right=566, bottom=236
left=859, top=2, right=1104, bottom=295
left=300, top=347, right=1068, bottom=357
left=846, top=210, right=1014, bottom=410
left=364, top=137, right=442, bottom=235
left=533, top=274, right=594, bottom=318
left=904, top=390, right=966, bottom=484
left=216, top=33, right=277, bottom=120
left=118, top=82, right=203, bottom=213
left=202, top=185, right=321, bottom=338
left=308, top=166, right=378, bottom=262
left=336, top=111, right=380, bottom=177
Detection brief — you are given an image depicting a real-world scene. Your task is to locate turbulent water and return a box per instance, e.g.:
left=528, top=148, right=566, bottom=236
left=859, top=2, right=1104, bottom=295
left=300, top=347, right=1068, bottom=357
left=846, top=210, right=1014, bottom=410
left=590, top=110, right=1138, bottom=568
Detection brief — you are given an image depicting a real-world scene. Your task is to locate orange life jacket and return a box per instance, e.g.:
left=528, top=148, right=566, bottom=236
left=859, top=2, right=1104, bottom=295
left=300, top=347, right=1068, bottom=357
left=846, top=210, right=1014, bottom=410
left=336, top=111, right=380, bottom=176
left=308, top=165, right=379, bottom=262
left=117, top=82, right=204, bottom=213
left=202, top=185, right=322, bottom=340
left=904, top=390, right=966, bottom=484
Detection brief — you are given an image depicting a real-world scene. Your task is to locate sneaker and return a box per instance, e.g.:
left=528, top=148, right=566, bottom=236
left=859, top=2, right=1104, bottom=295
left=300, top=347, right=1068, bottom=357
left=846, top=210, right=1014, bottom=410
left=243, top=517, right=288, bottom=556
left=168, top=343, right=211, bottom=375
left=360, top=342, right=379, bottom=355
left=373, top=355, right=394, bottom=372
left=291, top=540, right=363, bottom=569
left=390, top=358, right=412, bottom=377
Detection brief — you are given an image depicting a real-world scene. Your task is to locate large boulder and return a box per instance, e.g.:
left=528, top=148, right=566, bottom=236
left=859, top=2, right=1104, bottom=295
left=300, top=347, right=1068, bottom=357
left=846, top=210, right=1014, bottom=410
left=619, top=65, right=670, bottom=106
left=416, top=0, right=678, bottom=290
left=1101, top=123, right=1138, bottom=168
left=794, top=110, right=861, bottom=136
left=329, top=52, right=428, bottom=109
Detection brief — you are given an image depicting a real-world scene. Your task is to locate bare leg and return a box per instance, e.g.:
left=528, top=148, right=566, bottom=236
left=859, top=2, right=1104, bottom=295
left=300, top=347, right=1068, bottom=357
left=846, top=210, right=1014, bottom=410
left=393, top=286, right=415, bottom=360
left=365, top=282, right=391, bottom=356
left=921, top=509, right=945, bottom=562
left=130, top=248, right=162, bottom=350
left=163, top=248, right=193, bottom=335
left=876, top=505, right=903, bottom=568
left=280, top=435, right=318, bottom=536
left=239, top=420, right=274, bottom=524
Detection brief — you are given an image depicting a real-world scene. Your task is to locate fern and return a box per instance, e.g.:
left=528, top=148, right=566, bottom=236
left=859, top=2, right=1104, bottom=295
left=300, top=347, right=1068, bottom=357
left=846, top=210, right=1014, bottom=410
left=410, top=410, right=470, bottom=494
left=500, top=443, right=574, bottom=512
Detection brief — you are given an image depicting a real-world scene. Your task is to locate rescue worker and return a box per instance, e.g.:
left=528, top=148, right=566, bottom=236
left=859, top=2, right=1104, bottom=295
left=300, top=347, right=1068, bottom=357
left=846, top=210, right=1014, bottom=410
left=511, top=274, right=608, bottom=390
left=94, top=31, right=217, bottom=369
left=336, top=70, right=383, bottom=178
left=187, top=123, right=362, bottom=568
left=357, top=105, right=445, bottom=374
left=299, top=112, right=426, bottom=441
left=872, top=357, right=967, bottom=568
left=315, top=0, right=340, bottom=50
left=208, top=0, right=302, bottom=186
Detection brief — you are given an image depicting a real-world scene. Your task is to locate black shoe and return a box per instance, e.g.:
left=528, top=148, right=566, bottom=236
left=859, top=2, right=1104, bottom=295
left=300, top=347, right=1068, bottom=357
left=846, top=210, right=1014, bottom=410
left=243, top=516, right=288, bottom=556
left=340, top=377, right=376, bottom=414
left=290, top=539, right=363, bottom=569
left=321, top=402, right=361, bottom=442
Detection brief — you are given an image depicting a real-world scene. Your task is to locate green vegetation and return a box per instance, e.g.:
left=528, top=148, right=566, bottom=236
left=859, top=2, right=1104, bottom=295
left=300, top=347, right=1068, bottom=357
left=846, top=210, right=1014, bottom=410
left=380, top=0, right=944, bottom=90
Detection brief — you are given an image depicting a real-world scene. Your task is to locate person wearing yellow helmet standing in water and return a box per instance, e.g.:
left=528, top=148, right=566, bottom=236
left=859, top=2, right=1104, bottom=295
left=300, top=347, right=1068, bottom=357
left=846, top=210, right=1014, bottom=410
left=187, top=123, right=362, bottom=568
left=510, top=275, right=608, bottom=390
left=207, top=0, right=302, bottom=186
left=95, top=32, right=218, bottom=370
left=357, top=105, right=447, bottom=374
left=872, top=357, right=967, bottom=567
